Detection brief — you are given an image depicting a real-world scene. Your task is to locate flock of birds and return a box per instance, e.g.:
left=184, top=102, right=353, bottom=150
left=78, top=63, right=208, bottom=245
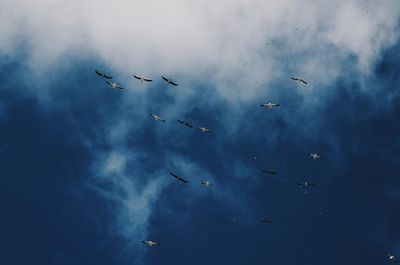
left=94, top=70, right=398, bottom=264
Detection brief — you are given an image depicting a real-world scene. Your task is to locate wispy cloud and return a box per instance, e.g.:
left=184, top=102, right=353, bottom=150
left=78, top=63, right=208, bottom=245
left=88, top=149, right=168, bottom=263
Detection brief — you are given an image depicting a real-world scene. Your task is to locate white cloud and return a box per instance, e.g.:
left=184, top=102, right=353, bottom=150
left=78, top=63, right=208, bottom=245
left=2, top=0, right=399, bottom=94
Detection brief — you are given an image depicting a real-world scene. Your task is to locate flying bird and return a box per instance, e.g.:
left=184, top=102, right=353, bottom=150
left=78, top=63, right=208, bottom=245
left=260, top=103, right=280, bottom=109
left=201, top=180, right=213, bottom=187
left=261, top=170, right=278, bottom=176
left=133, top=75, right=152, bottom=82
left=177, top=119, right=193, bottom=128
left=259, top=219, right=274, bottom=224
left=170, top=171, right=189, bottom=184
left=106, top=81, right=123, bottom=89
left=299, top=181, right=314, bottom=194
left=386, top=252, right=398, bottom=263
left=197, top=126, right=212, bottom=133
left=162, top=76, right=178, bottom=86
left=142, top=240, right=160, bottom=247
left=291, top=77, right=308, bottom=84
left=298, top=181, right=315, bottom=188
left=95, top=70, right=112, bottom=79
left=308, top=153, right=323, bottom=160
left=149, top=112, right=166, bottom=122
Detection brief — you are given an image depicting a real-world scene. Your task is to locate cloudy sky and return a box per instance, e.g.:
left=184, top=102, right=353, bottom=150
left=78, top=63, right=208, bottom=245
left=1, top=0, right=400, bottom=264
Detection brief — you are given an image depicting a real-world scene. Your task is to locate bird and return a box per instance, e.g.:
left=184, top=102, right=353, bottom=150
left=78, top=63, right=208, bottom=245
left=259, top=219, right=274, bottom=224
left=291, top=77, right=308, bottom=84
left=298, top=181, right=315, bottom=188
left=170, top=171, right=189, bottom=184
left=308, top=153, right=323, bottom=160
left=133, top=75, right=152, bottom=82
left=95, top=70, right=112, bottom=79
left=162, top=76, right=178, bottom=86
left=106, top=81, right=123, bottom=89
left=201, top=180, right=213, bottom=187
left=260, top=103, right=280, bottom=109
left=386, top=252, right=398, bottom=263
left=261, top=170, right=278, bottom=176
left=149, top=112, right=166, bottom=122
left=197, top=126, right=212, bottom=133
left=177, top=119, right=193, bottom=128
left=142, top=240, right=160, bottom=247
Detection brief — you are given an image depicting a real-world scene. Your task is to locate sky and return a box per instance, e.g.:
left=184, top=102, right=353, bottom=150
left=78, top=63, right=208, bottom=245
left=0, top=0, right=400, bottom=264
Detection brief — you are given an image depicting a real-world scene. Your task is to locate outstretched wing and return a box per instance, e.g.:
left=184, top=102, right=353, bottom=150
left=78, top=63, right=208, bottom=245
left=96, top=70, right=112, bottom=79
left=144, top=78, right=152, bottom=82
left=179, top=178, right=189, bottom=184
left=162, top=76, right=169, bottom=82
left=133, top=75, right=141, bottom=80
left=262, top=170, right=277, bottom=175
left=170, top=81, right=178, bottom=86
left=300, top=79, right=308, bottom=84
left=170, top=171, right=179, bottom=179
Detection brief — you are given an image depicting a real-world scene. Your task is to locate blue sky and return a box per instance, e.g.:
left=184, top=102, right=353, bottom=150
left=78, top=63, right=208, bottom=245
left=0, top=1, right=400, bottom=264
